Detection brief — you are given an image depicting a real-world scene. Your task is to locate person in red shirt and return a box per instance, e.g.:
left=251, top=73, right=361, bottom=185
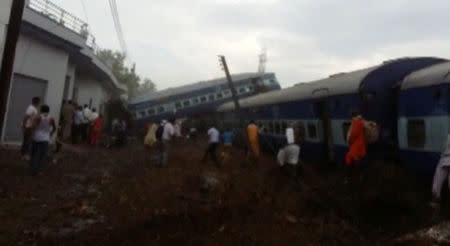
left=89, top=114, right=103, bottom=146
left=345, top=111, right=367, bottom=166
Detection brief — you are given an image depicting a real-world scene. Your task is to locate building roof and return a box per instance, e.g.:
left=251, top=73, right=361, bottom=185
left=218, top=66, right=378, bottom=112
left=130, top=72, right=263, bottom=104
left=401, top=61, right=450, bottom=90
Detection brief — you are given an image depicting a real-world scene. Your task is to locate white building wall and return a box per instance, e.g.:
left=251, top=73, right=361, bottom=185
left=0, top=0, right=13, bottom=66
left=67, top=62, right=76, bottom=100
left=12, top=34, right=69, bottom=123
left=75, top=77, right=110, bottom=113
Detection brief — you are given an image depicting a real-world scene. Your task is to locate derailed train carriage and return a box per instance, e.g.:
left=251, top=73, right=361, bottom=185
left=217, top=57, right=447, bottom=181
left=398, top=61, right=450, bottom=181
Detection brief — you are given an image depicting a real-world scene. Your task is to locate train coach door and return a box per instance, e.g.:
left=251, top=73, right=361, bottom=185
left=316, top=101, right=334, bottom=162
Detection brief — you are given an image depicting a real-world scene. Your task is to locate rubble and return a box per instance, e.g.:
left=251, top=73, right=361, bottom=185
left=0, top=140, right=439, bottom=245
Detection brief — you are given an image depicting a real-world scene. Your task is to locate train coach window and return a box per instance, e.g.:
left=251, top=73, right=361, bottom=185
left=262, top=122, right=268, bottom=134
left=208, top=94, right=215, bottom=101
left=139, top=111, right=147, bottom=117
left=183, top=100, right=191, bottom=107
left=200, top=96, right=207, bottom=103
left=342, top=122, right=351, bottom=142
left=157, top=106, right=165, bottom=113
left=307, top=123, right=317, bottom=139
left=175, top=102, right=182, bottom=109
left=216, top=93, right=223, bottom=99
left=147, top=108, right=155, bottom=116
left=192, top=98, right=199, bottom=105
left=238, top=87, right=246, bottom=94
left=407, top=119, right=426, bottom=148
left=281, top=121, right=287, bottom=134
left=274, top=122, right=281, bottom=135
left=223, top=90, right=231, bottom=97
left=268, top=122, right=274, bottom=134
left=433, top=89, right=442, bottom=101
left=297, top=122, right=306, bottom=141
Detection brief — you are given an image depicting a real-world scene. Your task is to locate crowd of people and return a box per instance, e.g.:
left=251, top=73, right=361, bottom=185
left=20, top=97, right=110, bottom=175
left=17, top=97, right=450, bottom=210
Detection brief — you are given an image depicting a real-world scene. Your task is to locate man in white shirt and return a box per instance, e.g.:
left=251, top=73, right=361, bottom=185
left=21, top=97, right=40, bottom=160
left=89, top=108, right=99, bottom=122
left=82, top=105, right=92, bottom=143
left=160, top=118, right=175, bottom=166
left=278, top=124, right=301, bottom=178
left=202, top=125, right=220, bottom=165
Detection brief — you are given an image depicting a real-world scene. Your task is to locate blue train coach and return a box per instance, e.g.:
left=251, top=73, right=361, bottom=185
left=218, top=57, right=446, bottom=165
left=398, top=61, right=450, bottom=181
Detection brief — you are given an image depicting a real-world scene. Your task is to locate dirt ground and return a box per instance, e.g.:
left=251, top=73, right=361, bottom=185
left=0, top=138, right=445, bottom=245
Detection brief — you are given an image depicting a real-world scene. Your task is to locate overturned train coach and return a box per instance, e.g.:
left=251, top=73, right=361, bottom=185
left=129, top=73, right=281, bottom=128
left=217, top=57, right=448, bottom=182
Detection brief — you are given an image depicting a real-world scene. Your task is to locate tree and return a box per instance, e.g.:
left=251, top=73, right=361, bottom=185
left=137, top=78, right=157, bottom=95
left=97, top=49, right=141, bottom=96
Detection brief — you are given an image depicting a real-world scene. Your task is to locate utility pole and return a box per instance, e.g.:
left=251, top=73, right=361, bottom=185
left=0, top=0, right=26, bottom=138
left=218, top=55, right=240, bottom=111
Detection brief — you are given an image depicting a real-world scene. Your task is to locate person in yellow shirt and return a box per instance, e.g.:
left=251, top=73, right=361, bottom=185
left=246, top=120, right=260, bottom=164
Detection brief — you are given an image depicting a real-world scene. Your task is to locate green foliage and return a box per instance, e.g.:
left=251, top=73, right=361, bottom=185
left=97, top=49, right=156, bottom=96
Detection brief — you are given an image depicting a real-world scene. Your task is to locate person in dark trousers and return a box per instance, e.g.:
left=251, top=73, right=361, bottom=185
left=30, top=105, right=56, bottom=176
left=203, top=125, right=220, bottom=166
left=72, top=106, right=84, bottom=144
left=21, top=97, right=40, bottom=160
left=82, top=104, right=91, bottom=143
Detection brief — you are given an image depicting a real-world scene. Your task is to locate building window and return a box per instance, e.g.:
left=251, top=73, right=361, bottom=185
left=208, top=94, right=215, bottom=101
left=183, top=100, right=191, bottom=107
left=216, top=92, right=223, bottom=99
left=342, top=122, right=351, bottom=142
left=307, top=123, right=317, bottom=139
left=147, top=108, right=155, bottom=116
left=192, top=98, right=199, bottom=105
left=408, top=119, right=426, bottom=148
left=175, top=102, right=182, bottom=109
left=200, top=96, right=207, bottom=103
left=157, top=106, right=165, bottom=113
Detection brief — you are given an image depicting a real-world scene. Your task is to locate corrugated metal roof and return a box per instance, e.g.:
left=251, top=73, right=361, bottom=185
left=130, top=73, right=262, bottom=104
left=401, top=61, right=450, bottom=90
left=218, top=66, right=378, bottom=112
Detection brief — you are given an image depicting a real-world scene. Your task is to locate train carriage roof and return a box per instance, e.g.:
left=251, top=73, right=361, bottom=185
left=401, top=61, right=450, bottom=90
left=218, top=57, right=446, bottom=112
left=130, top=73, right=265, bottom=105
left=217, top=66, right=379, bottom=112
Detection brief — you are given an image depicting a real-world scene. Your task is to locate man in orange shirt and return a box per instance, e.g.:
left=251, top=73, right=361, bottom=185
left=346, top=111, right=367, bottom=166
left=247, top=120, right=260, bottom=164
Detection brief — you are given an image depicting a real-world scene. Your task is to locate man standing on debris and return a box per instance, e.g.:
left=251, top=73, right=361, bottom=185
left=278, top=123, right=301, bottom=177
left=160, top=118, right=175, bottom=166
left=21, top=97, right=41, bottom=160
left=221, top=128, right=234, bottom=165
left=203, top=124, right=220, bottom=166
left=247, top=120, right=260, bottom=164
left=431, top=134, right=450, bottom=206
left=89, top=114, right=103, bottom=146
left=346, top=111, right=367, bottom=166
left=30, top=105, right=56, bottom=176
left=72, top=106, right=85, bottom=144
left=82, top=105, right=92, bottom=143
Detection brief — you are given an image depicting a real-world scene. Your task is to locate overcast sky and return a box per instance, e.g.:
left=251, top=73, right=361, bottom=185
left=52, top=0, right=450, bottom=89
